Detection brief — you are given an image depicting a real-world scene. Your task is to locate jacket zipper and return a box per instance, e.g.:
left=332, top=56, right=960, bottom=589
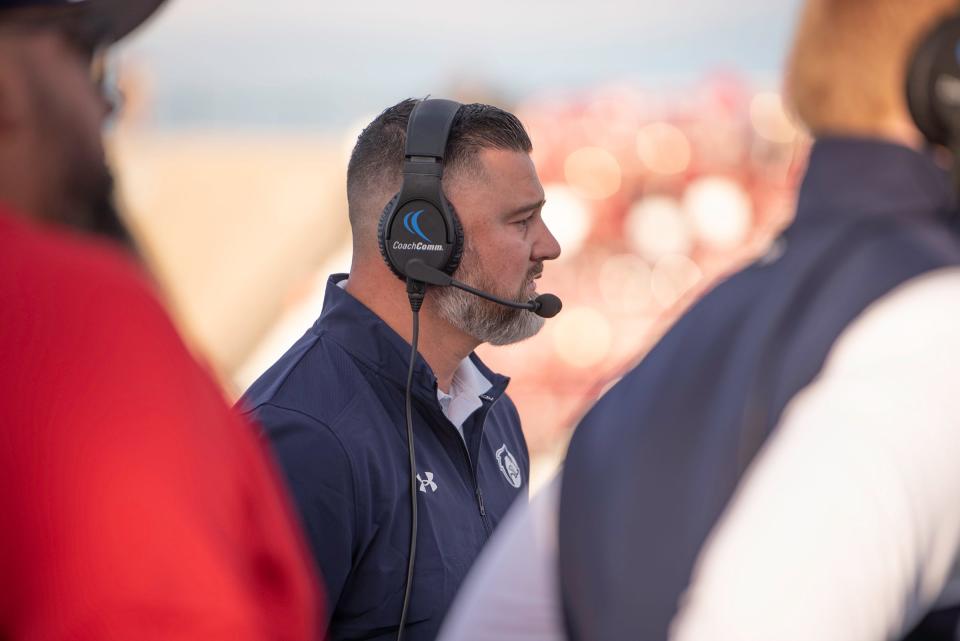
left=473, top=393, right=502, bottom=534
left=476, top=486, right=486, bottom=517
left=455, top=435, right=492, bottom=534
left=456, top=391, right=502, bottom=536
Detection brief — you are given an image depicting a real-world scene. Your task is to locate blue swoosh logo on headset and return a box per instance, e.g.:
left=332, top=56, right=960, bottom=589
left=402, top=209, right=432, bottom=243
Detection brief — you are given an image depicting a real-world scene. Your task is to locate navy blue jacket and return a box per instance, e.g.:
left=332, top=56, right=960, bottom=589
left=559, top=138, right=960, bottom=641
left=240, top=276, right=528, bottom=641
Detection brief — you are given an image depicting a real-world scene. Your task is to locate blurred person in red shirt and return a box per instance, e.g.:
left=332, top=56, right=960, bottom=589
left=0, top=1, right=323, bottom=639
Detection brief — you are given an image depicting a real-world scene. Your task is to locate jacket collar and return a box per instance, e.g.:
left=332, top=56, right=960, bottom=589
left=312, top=274, right=509, bottom=406
left=796, top=137, right=956, bottom=224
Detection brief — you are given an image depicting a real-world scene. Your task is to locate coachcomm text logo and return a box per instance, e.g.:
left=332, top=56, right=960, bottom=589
left=392, top=240, right=444, bottom=251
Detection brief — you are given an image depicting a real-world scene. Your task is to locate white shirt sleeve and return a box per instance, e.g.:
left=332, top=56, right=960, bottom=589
left=437, top=476, right=565, bottom=641
left=669, top=268, right=960, bottom=641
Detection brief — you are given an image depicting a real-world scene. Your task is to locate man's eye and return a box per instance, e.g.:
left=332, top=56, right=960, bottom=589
left=514, top=217, right=531, bottom=228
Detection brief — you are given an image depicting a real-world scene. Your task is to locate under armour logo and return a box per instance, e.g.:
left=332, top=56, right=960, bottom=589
left=417, top=472, right=438, bottom=493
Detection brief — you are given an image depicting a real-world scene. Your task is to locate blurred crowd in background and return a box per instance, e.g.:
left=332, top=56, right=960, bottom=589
left=105, top=1, right=807, bottom=487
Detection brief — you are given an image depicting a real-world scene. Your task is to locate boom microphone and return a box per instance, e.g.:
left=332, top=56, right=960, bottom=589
left=404, top=259, right=563, bottom=319
left=531, top=293, right=562, bottom=319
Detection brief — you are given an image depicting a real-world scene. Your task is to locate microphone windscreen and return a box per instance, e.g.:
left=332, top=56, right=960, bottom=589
left=534, top=293, right=563, bottom=318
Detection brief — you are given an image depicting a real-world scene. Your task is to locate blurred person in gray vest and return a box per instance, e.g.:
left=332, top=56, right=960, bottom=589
left=439, top=2, right=960, bottom=640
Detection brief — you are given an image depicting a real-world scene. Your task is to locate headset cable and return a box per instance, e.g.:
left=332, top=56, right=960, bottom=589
left=397, top=278, right=425, bottom=641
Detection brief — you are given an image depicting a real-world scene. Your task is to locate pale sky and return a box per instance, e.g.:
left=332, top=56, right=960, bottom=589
left=118, top=0, right=803, bottom=130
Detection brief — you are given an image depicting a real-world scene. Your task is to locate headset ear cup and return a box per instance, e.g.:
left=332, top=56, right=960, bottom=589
left=907, top=24, right=946, bottom=145
left=378, top=193, right=407, bottom=280
left=443, top=195, right=465, bottom=275
left=905, top=15, right=960, bottom=148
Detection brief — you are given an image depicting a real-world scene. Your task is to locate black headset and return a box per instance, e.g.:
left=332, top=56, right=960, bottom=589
left=378, top=98, right=465, bottom=284
left=907, top=10, right=960, bottom=152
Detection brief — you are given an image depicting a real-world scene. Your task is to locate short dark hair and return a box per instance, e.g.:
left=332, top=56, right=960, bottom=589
left=346, top=98, right=533, bottom=238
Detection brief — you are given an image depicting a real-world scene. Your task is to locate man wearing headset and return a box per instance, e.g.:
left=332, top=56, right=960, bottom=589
left=0, top=1, right=321, bottom=638
left=440, top=2, right=960, bottom=641
left=240, top=98, right=561, bottom=641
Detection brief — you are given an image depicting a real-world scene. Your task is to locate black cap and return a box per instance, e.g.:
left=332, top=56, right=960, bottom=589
left=0, top=0, right=167, bottom=44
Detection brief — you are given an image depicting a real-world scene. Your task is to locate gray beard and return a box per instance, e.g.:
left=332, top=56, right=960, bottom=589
left=434, top=268, right=545, bottom=346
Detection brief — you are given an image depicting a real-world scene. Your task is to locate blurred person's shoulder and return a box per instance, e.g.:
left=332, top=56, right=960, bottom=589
left=0, top=208, right=167, bottom=330
left=0, top=209, right=324, bottom=639
left=0, top=207, right=216, bottom=425
left=824, top=265, right=960, bottom=370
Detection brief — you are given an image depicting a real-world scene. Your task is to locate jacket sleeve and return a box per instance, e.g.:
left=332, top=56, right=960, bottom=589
left=250, top=403, right=357, bottom=620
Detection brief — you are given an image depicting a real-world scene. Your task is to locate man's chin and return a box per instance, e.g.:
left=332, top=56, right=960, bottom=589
left=472, top=292, right=546, bottom=345
left=484, top=312, right=545, bottom=346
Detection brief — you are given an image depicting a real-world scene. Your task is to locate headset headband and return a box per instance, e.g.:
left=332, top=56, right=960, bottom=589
left=392, top=98, right=462, bottom=246
left=404, top=99, right=460, bottom=163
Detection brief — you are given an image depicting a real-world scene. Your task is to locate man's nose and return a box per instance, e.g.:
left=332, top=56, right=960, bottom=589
left=534, top=221, right=562, bottom=262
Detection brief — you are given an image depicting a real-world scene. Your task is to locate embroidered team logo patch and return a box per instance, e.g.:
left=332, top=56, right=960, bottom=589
left=495, top=444, right=522, bottom=488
